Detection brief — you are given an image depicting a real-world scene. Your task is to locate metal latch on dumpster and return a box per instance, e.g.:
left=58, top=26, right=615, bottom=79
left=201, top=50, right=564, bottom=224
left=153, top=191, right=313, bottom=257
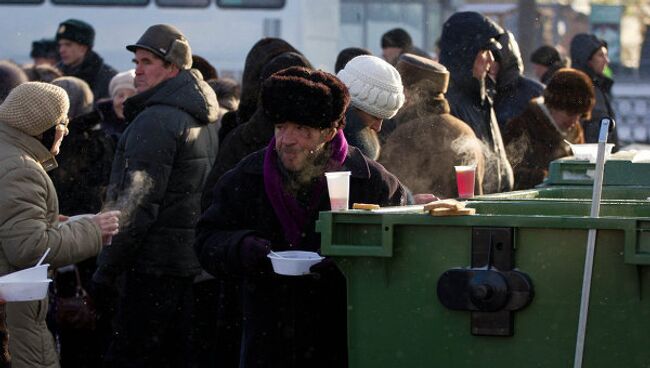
left=437, top=227, right=534, bottom=336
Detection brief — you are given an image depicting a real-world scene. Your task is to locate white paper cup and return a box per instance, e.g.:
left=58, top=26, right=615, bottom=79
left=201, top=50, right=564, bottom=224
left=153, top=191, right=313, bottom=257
left=325, top=171, right=351, bottom=211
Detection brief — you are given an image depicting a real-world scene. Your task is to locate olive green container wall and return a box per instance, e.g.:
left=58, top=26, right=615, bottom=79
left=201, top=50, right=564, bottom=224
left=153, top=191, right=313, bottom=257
left=316, top=208, right=650, bottom=367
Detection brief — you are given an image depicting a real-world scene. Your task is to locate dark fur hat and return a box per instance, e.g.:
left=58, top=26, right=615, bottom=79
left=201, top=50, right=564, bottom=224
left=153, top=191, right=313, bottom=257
left=261, top=67, right=350, bottom=130
left=544, top=68, right=595, bottom=119
left=56, top=19, right=95, bottom=47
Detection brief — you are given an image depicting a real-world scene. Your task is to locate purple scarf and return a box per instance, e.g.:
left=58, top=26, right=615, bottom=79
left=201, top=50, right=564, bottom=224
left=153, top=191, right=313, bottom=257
left=263, top=129, right=348, bottom=247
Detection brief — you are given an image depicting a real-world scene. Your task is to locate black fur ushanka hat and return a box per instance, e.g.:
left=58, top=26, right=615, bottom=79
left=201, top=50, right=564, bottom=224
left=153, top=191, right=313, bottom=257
left=261, top=67, right=350, bottom=130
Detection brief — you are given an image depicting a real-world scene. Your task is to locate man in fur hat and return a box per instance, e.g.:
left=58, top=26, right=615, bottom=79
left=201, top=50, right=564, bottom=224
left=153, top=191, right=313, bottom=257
left=91, top=24, right=219, bottom=367
left=55, top=19, right=117, bottom=99
left=503, top=68, right=596, bottom=190
left=196, top=67, right=409, bottom=368
left=380, top=53, right=485, bottom=199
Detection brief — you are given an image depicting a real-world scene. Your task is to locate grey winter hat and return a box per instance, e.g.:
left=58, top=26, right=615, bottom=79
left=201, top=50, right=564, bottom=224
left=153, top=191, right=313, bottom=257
left=127, top=24, right=192, bottom=70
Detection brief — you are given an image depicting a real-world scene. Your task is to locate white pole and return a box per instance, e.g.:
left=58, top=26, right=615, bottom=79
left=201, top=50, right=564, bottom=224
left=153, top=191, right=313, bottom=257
left=573, top=118, right=611, bottom=368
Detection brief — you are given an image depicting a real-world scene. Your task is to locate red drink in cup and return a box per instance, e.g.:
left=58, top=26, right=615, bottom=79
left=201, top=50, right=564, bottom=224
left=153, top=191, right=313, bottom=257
left=454, top=165, right=476, bottom=199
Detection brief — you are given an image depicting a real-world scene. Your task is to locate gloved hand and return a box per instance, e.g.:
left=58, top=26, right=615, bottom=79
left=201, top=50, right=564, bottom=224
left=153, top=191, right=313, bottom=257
left=309, top=257, right=339, bottom=280
left=239, top=236, right=272, bottom=274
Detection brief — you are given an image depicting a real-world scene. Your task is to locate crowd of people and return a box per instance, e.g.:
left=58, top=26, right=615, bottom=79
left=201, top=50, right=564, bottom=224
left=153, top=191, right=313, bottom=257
left=0, top=11, right=619, bottom=368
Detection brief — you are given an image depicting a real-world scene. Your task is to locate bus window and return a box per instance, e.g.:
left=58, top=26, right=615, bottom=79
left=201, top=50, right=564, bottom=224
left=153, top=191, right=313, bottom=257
left=51, top=0, right=147, bottom=5
left=157, top=0, right=209, bottom=7
left=216, top=0, right=284, bottom=9
left=0, top=0, right=43, bottom=3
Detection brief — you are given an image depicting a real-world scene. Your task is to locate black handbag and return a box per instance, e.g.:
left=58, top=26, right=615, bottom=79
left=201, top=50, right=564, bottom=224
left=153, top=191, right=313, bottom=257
left=54, top=265, right=97, bottom=331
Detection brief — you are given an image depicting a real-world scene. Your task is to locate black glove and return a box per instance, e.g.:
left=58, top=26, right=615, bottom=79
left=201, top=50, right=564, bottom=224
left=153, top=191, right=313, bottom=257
left=309, top=257, right=339, bottom=280
left=239, top=236, right=272, bottom=274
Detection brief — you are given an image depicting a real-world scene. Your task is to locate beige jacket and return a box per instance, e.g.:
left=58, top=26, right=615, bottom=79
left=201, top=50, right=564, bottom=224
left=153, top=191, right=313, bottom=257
left=379, top=98, right=485, bottom=199
left=0, top=123, right=102, bottom=368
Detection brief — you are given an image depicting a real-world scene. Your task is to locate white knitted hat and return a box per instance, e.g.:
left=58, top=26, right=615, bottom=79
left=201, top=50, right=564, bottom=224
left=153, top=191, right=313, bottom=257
left=0, top=82, right=69, bottom=136
left=109, top=69, right=136, bottom=98
left=336, top=55, right=405, bottom=119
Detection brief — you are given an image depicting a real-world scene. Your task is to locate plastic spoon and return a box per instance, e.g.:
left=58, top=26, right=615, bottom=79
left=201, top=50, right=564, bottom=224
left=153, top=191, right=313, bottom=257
left=35, top=248, right=51, bottom=267
left=269, top=250, right=286, bottom=258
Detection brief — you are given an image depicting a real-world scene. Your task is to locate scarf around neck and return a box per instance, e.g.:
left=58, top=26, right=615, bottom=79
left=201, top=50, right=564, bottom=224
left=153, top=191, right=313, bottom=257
left=263, top=129, right=348, bottom=248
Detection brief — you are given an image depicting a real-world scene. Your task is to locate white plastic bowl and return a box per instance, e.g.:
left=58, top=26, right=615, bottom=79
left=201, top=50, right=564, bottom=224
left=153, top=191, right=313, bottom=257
left=0, top=280, right=51, bottom=301
left=267, top=251, right=324, bottom=276
left=569, top=143, right=614, bottom=162
left=0, top=264, right=49, bottom=282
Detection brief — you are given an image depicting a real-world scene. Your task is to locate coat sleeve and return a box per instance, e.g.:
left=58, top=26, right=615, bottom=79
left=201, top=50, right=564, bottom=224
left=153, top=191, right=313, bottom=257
left=95, top=109, right=178, bottom=279
left=195, top=169, right=256, bottom=278
left=0, top=167, right=102, bottom=269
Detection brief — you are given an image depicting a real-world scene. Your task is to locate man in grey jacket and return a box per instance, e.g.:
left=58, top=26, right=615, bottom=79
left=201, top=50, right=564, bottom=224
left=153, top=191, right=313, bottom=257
left=92, top=24, right=219, bottom=367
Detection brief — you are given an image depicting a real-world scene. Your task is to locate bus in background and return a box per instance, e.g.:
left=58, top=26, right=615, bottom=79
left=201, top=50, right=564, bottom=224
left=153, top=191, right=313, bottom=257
left=0, top=0, right=339, bottom=76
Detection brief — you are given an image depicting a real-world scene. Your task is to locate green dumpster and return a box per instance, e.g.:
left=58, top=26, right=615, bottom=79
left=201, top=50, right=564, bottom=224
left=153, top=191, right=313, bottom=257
left=315, top=197, right=650, bottom=367
left=541, top=157, right=650, bottom=187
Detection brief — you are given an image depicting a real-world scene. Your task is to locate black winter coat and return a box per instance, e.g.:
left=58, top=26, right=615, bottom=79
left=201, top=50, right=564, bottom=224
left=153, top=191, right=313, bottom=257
left=438, top=12, right=513, bottom=194
left=201, top=106, right=274, bottom=211
left=57, top=51, right=117, bottom=100
left=571, top=40, right=620, bottom=151
left=195, top=146, right=408, bottom=368
left=49, top=110, right=115, bottom=215
left=493, top=32, right=544, bottom=129
left=95, top=69, right=219, bottom=280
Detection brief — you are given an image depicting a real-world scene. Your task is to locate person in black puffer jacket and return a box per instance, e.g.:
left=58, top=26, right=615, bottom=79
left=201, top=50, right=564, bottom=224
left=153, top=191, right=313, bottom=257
left=91, top=24, right=219, bottom=368
left=438, top=11, right=513, bottom=194
left=491, top=31, right=545, bottom=130
left=570, top=33, right=620, bottom=151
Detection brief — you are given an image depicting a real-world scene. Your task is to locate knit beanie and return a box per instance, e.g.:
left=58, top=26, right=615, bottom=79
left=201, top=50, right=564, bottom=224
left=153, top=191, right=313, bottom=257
left=56, top=19, right=95, bottom=47
left=543, top=68, right=595, bottom=118
left=109, top=69, right=136, bottom=98
left=337, top=55, right=405, bottom=119
left=261, top=67, right=350, bottom=130
left=127, top=24, right=192, bottom=70
left=396, top=53, right=449, bottom=93
left=52, top=76, right=94, bottom=119
left=0, top=82, right=69, bottom=136
left=531, top=45, right=561, bottom=67
left=381, top=28, right=413, bottom=49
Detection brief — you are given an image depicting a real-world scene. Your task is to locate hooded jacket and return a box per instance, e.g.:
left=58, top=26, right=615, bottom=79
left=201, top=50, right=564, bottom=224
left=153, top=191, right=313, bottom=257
left=94, top=69, right=219, bottom=281
left=57, top=50, right=117, bottom=100
left=438, top=12, right=513, bottom=194
left=493, top=32, right=544, bottom=129
left=0, top=123, right=102, bottom=368
left=570, top=34, right=619, bottom=151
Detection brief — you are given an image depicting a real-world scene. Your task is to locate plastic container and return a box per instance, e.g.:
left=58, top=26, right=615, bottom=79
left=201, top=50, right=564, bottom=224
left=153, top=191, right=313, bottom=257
left=0, top=264, right=49, bottom=282
left=0, top=280, right=52, bottom=301
left=267, top=251, right=324, bottom=276
left=569, top=143, right=614, bottom=162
